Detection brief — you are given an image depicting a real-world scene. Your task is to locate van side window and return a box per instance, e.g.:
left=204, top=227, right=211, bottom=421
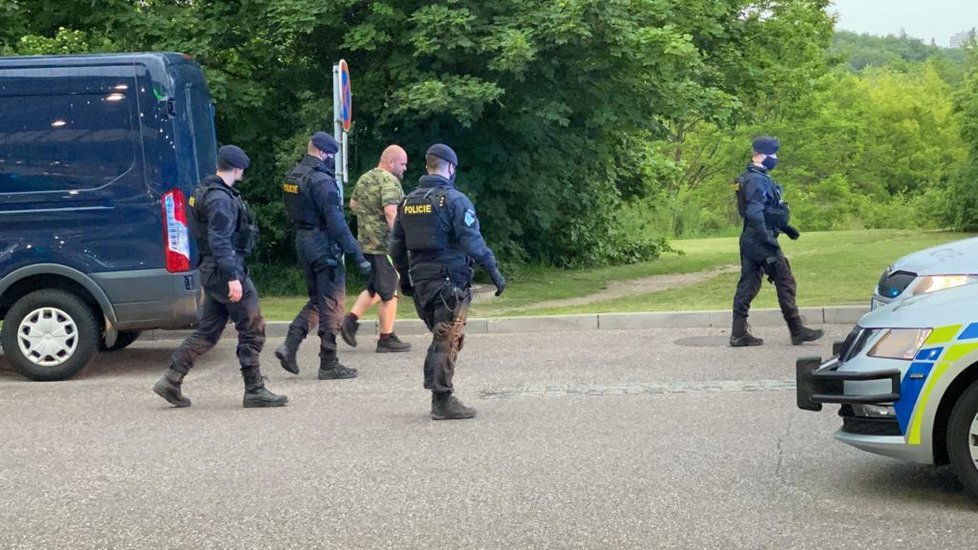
left=0, top=91, right=137, bottom=193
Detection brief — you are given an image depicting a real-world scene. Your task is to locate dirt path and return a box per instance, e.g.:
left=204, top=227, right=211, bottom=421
left=489, top=264, right=740, bottom=311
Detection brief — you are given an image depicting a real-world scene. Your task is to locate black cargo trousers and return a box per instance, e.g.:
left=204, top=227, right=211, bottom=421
left=732, top=231, right=799, bottom=323
left=411, top=274, right=472, bottom=394
left=170, top=257, right=265, bottom=374
left=282, top=229, right=346, bottom=358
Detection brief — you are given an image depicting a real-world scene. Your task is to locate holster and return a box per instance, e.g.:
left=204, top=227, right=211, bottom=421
left=763, top=254, right=789, bottom=285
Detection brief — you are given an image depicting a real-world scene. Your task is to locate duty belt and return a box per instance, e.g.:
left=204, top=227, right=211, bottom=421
left=292, top=222, right=316, bottom=230
left=410, top=262, right=449, bottom=281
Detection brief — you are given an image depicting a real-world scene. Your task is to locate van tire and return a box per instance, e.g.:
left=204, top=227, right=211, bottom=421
left=1, top=290, right=99, bottom=381
left=99, top=330, right=141, bottom=352
left=947, top=381, right=978, bottom=497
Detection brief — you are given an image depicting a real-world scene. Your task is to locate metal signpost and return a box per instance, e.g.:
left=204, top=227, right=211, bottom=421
left=332, top=59, right=352, bottom=199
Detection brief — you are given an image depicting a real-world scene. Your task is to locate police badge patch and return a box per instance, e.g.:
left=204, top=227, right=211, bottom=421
left=464, top=209, right=476, bottom=227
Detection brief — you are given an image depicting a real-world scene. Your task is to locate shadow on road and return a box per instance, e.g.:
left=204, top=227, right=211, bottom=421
left=0, top=343, right=178, bottom=381
left=840, top=462, right=978, bottom=510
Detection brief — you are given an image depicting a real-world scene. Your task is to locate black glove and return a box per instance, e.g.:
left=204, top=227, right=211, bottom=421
left=358, top=260, right=372, bottom=277
left=491, top=269, right=506, bottom=297
left=399, top=278, right=414, bottom=297
left=783, top=225, right=800, bottom=240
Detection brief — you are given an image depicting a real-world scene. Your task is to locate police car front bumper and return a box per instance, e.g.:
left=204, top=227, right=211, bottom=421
left=797, top=356, right=935, bottom=463
left=796, top=356, right=901, bottom=412
left=830, top=429, right=930, bottom=464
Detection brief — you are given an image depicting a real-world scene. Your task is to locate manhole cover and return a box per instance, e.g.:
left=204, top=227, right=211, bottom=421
left=674, top=335, right=730, bottom=347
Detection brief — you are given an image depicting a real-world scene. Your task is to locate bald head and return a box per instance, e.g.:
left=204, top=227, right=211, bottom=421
left=378, top=145, right=408, bottom=180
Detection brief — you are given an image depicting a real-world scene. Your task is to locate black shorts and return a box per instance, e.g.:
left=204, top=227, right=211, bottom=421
left=365, top=253, right=399, bottom=301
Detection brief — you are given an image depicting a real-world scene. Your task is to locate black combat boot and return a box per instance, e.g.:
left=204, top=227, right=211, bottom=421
left=241, top=367, right=288, bottom=408
left=153, top=368, right=191, bottom=407
left=274, top=344, right=298, bottom=375
left=340, top=313, right=359, bottom=347
left=788, top=318, right=824, bottom=345
left=430, top=392, right=476, bottom=420
left=318, top=350, right=358, bottom=380
left=730, top=318, right=763, bottom=347
left=274, top=325, right=306, bottom=375
left=376, top=333, right=411, bottom=353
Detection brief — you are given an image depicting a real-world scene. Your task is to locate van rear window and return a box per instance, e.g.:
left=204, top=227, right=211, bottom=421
left=0, top=91, right=137, bottom=193
left=186, top=85, right=216, bottom=183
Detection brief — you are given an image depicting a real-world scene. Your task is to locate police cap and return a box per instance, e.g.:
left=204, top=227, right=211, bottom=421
left=426, top=143, right=458, bottom=166
left=751, top=136, right=780, bottom=156
left=218, top=145, right=251, bottom=170
left=311, top=132, right=340, bottom=155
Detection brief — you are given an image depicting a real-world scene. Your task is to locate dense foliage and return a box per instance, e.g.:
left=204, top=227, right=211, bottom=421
left=632, top=30, right=977, bottom=239
left=2, top=1, right=976, bottom=271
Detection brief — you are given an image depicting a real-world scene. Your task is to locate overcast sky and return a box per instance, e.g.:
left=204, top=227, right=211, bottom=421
left=831, top=0, right=978, bottom=46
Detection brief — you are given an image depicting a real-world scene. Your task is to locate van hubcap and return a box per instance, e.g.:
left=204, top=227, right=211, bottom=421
left=17, top=307, right=77, bottom=367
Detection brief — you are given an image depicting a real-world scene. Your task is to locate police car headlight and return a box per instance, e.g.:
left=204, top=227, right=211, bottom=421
left=910, top=275, right=978, bottom=296
left=867, top=328, right=931, bottom=361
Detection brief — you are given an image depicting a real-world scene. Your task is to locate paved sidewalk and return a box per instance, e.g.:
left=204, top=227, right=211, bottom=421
left=142, top=305, right=869, bottom=341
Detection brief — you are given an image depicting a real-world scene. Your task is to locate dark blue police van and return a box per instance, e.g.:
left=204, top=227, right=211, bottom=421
left=0, top=52, right=215, bottom=380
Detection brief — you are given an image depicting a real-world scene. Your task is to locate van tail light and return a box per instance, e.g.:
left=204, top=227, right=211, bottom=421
left=162, top=189, right=191, bottom=273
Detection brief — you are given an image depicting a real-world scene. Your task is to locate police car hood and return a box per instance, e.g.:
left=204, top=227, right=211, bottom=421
left=891, top=236, right=978, bottom=276
left=861, top=283, right=978, bottom=328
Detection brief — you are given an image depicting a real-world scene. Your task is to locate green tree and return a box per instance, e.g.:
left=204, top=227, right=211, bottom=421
left=948, top=42, right=978, bottom=231
left=0, top=0, right=837, bottom=266
left=657, top=57, right=966, bottom=235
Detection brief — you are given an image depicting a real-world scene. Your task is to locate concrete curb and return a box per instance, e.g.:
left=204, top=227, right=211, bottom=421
left=142, top=305, right=869, bottom=342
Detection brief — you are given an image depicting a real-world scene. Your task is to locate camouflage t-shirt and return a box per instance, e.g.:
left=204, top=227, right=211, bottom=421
left=351, top=167, right=404, bottom=254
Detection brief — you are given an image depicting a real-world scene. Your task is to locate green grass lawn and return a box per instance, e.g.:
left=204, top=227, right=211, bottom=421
left=258, top=229, right=973, bottom=321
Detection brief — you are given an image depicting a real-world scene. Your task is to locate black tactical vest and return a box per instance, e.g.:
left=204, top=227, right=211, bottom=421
left=188, top=180, right=258, bottom=257
left=282, top=163, right=319, bottom=229
left=734, top=174, right=790, bottom=231
left=400, top=188, right=449, bottom=253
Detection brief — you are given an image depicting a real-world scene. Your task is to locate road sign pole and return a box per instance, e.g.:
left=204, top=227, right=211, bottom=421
left=342, top=132, right=349, bottom=184
left=331, top=63, right=343, bottom=199
left=337, top=60, right=352, bottom=186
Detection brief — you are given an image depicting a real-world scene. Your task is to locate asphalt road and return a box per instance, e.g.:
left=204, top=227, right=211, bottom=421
left=1, top=324, right=976, bottom=549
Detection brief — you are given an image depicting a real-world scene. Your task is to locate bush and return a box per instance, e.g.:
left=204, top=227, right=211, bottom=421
left=948, top=162, right=978, bottom=231
left=248, top=261, right=370, bottom=297
left=854, top=187, right=947, bottom=230
left=789, top=174, right=857, bottom=231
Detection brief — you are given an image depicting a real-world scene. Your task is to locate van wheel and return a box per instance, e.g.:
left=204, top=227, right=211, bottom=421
left=99, top=330, right=141, bottom=352
left=0, top=290, right=98, bottom=381
left=947, top=381, right=978, bottom=497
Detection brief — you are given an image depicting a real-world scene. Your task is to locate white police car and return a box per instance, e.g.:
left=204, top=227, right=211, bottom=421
left=798, top=282, right=978, bottom=498
left=873, top=236, right=978, bottom=310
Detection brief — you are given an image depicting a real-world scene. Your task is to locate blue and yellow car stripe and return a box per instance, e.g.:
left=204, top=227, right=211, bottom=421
left=896, top=323, right=978, bottom=445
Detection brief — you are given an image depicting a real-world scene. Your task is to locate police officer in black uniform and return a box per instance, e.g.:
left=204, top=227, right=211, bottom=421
left=153, top=145, right=287, bottom=408
left=276, top=132, right=372, bottom=379
left=730, top=136, right=823, bottom=347
left=390, top=143, right=505, bottom=420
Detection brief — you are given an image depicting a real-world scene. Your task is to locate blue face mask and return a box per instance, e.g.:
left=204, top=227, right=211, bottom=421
left=761, top=155, right=778, bottom=170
